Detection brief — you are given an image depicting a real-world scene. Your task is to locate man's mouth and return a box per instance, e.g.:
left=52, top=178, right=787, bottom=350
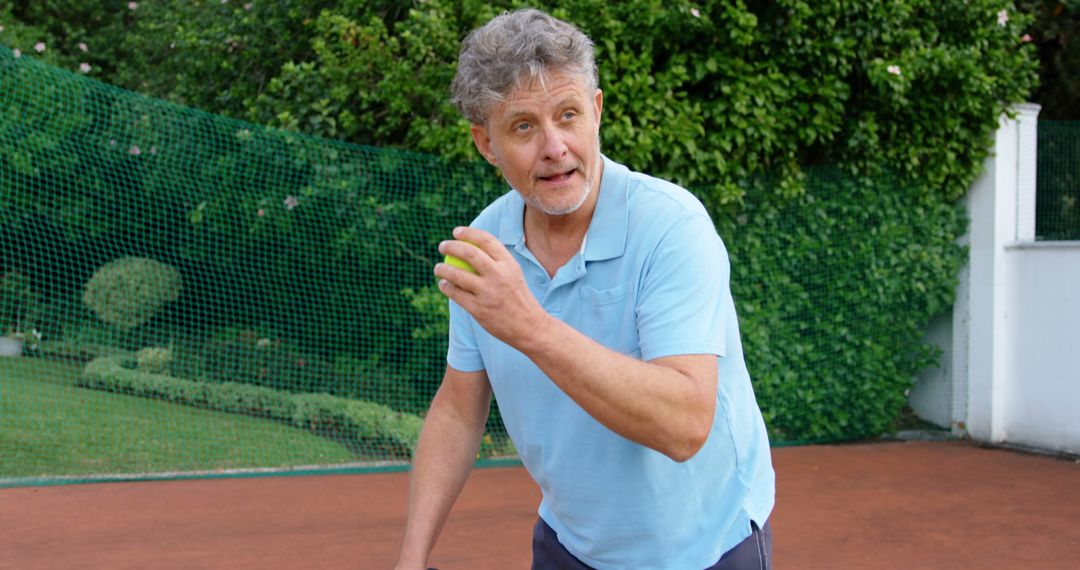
left=538, top=168, right=576, bottom=183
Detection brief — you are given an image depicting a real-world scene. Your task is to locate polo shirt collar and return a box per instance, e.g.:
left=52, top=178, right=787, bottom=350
left=495, top=154, right=628, bottom=262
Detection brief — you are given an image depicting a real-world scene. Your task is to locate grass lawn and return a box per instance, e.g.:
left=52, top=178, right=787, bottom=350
left=0, top=356, right=360, bottom=480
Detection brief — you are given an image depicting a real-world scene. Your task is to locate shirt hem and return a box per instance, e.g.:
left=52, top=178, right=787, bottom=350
left=642, top=343, right=725, bottom=362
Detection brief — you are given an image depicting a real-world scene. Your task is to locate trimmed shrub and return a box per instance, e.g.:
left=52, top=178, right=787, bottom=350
left=136, top=346, right=173, bottom=374
left=79, top=355, right=423, bottom=457
left=83, top=257, right=182, bottom=330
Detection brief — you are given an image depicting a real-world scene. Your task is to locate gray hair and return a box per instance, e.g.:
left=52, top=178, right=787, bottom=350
left=450, top=8, right=598, bottom=125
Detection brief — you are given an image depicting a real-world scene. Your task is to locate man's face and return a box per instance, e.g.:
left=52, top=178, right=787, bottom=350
left=470, top=71, right=603, bottom=217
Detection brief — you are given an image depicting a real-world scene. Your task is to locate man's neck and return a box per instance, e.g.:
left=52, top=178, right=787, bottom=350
left=524, top=174, right=602, bottom=277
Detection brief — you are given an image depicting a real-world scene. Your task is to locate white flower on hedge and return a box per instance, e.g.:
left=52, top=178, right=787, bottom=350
left=997, top=10, right=1008, bottom=26
left=34, top=42, right=46, bottom=53
left=80, top=62, right=91, bottom=73
left=130, top=145, right=142, bottom=156
left=128, top=2, right=138, bottom=10
left=79, top=42, right=88, bottom=52
left=257, top=338, right=272, bottom=348
left=0, top=25, right=5, bottom=33
left=887, top=65, right=902, bottom=76
left=284, top=195, right=299, bottom=210
left=12, top=48, right=21, bottom=58
left=690, top=7, right=701, bottom=18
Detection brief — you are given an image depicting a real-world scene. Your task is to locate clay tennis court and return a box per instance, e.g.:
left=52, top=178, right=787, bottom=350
left=4, top=439, right=1078, bottom=569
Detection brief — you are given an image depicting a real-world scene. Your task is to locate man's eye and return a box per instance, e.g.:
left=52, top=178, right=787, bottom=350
left=515, top=123, right=531, bottom=132
left=562, top=111, right=577, bottom=120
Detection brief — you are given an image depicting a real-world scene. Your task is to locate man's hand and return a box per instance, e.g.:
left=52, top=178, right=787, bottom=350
left=435, top=227, right=551, bottom=350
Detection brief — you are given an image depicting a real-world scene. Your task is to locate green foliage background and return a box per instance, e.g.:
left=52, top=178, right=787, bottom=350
left=0, top=0, right=1042, bottom=444
left=1, top=0, right=1042, bottom=201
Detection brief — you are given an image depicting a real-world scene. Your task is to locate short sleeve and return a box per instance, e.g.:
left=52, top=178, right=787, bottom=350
left=446, top=299, right=486, bottom=372
left=636, top=213, right=730, bottom=361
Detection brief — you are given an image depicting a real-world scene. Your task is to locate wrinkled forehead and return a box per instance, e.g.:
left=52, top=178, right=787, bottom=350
left=513, top=65, right=595, bottom=95
left=501, top=69, right=596, bottom=110
left=477, top=66, right=598, bottom=127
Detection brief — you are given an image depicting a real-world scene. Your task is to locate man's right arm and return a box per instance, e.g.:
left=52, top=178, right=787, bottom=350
left=395, top=365, right=492, bottom=570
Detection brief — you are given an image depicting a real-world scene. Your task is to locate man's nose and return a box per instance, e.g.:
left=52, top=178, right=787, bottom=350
left=539, top=123, right=568, bottom=161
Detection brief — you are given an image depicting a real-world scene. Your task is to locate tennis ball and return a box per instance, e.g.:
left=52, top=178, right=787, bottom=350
left=444, top=241, right=478, bottom=274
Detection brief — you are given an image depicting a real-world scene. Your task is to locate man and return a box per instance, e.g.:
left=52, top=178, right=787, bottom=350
left=397, top=8, right=774, bottom=569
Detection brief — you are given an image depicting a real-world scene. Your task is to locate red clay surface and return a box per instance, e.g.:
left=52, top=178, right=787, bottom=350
left=4, top=440, right=1079, bottom=569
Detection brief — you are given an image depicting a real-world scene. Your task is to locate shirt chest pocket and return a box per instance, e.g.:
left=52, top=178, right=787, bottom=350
left=576, top=284, right=640, bottom=356
left=579, top=283, right=629, bottom=305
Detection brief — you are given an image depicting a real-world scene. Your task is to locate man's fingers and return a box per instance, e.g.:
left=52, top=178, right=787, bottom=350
left=437, top=278, right=479, bottom=315
left=439, top=239, right=486, bottom=272
left=451, top=227, right=510, bottom=262
left=437, top=240, right=486, bottom=289
left=438, top=227, right=511, bottom=279
left=437, top=277, right=461, bottom=299
left=435, top=260, right=480, bottom=293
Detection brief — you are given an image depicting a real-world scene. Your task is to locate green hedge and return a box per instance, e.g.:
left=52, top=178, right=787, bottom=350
left=79, top=356, right=423, bottom=458
left=1, top=0, right=1038, bottom=202
left=725, top=168, right=967, bottom=441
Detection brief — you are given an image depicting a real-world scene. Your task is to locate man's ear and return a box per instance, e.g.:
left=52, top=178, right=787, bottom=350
left=470, top=123, right=498, bottom=166
left=594, top=89, right=603, bottom=125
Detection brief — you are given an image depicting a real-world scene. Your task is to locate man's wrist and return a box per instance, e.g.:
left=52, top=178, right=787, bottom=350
left=514, top=309, right=559, bottom=356
left=394, top=554, right=427, bottom=570
left=396, top=538, right=432, bottom=570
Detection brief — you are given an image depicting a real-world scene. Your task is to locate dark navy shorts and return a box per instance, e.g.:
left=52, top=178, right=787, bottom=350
left=531, top=517, right=772, bottom=570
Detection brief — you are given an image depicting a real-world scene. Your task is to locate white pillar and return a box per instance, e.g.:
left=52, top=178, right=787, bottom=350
left=1015, top=104, right=1040, bottom=241
left=956, top=103, right=1040, bottom=443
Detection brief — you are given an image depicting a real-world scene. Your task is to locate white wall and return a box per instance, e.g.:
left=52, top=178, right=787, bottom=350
left=910, top=104, right=1080, bottom=455
left=1002, top=242, right=1080, bottom=454
left=909, top=311, right=953, bottom=427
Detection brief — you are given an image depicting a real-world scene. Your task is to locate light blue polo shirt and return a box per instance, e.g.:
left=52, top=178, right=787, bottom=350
left=447, top=156, right=775, bottom=569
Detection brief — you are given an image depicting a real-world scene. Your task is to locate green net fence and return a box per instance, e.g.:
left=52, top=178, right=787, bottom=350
left=2, top=46, right=967, bottom=487
left=1037, top=121, right=1080, bottom=241
left=0, top=45, right=511, bottom=485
